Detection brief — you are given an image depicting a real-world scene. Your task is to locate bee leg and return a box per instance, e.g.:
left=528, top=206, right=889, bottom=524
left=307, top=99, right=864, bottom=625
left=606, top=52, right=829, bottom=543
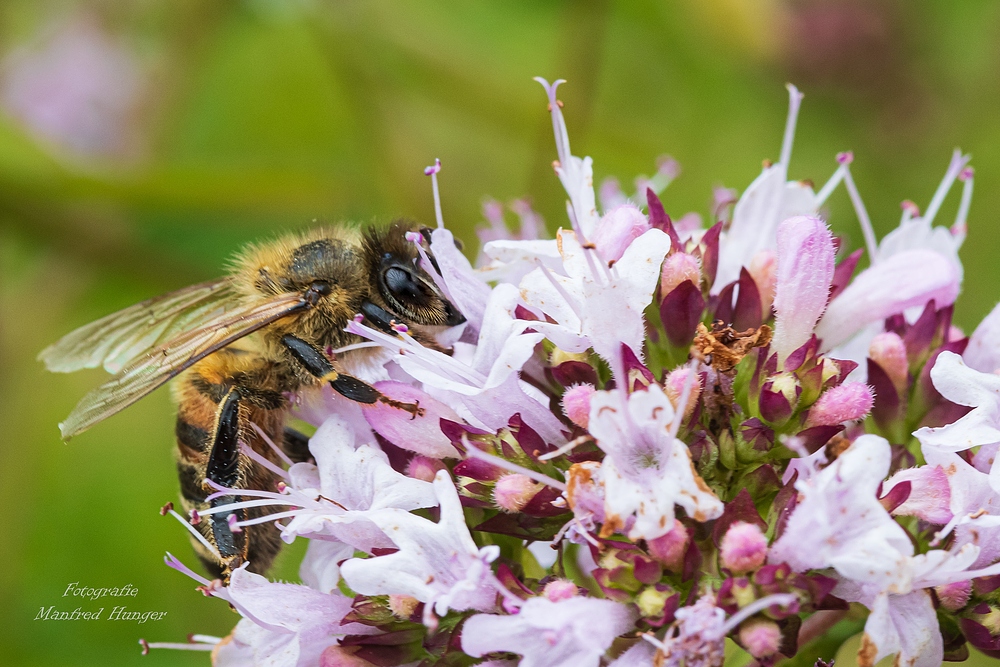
left=280, top=334, right=423, bottom=416
left=360, top=300, right=398, bottom=334
left=203, top=388, right=247, bottom=576
left=282, top=426, right=312, bottom=463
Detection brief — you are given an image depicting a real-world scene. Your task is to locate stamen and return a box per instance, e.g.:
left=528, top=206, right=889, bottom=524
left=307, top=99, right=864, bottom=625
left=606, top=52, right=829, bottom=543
left=538, top=435, right=593, bottom=461
left=195, top=497, right=306, bottom=516
left=239, top=441, right=289, bottom=480
left=164, top=551, right=212, bottom=587
left=536, top=260, right=584, bottom=323
left=534, top=77, right=570, bottom=167
left=840, top=159, right=878, bottom=262
left=814, top=164, right=846, bottom=206
left=140, top=639, right=217, bottom=655
left=924, top=149, right=970, bottom=226
left=249, top=422, right=294, bottom=468
left=779, top=84, right=804, bottom=171
left=165, top=510, right=220, bottom=558
left=329, top=341, right=383, bottom=355
left=424, top=159, right=445, bottom=229
left=463, top=436, right=567, bottom=491
left=720, top=593, right=798, bottom=635
left=409, top=236, right=457, bottom=304
left=953, top=167, right=973, bottom=244
left=189, top=635, right=222, bottom=644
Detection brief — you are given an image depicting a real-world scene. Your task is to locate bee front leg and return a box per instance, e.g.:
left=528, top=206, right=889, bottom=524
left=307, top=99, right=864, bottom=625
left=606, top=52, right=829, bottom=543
left=203, top=388, right=248, bottom=576
left=280, top=334, right=421, bottom=415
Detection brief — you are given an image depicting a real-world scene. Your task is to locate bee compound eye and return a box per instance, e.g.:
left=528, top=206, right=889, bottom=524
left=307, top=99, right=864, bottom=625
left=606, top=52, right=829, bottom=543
left=384, top=266, right=425, bottom=302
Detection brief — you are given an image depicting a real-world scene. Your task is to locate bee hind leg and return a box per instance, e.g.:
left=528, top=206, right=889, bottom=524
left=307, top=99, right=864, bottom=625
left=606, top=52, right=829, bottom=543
left=203, top=388, right=248, bottom=578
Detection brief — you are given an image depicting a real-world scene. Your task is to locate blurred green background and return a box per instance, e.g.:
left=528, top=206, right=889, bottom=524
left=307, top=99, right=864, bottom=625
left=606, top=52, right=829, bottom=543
left=3, top=0, right=1000, bottom=665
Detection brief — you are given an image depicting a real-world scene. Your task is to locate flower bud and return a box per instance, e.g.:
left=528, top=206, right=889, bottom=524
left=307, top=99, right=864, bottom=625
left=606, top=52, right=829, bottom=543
left=406, top=455, right=446, bottom=482
left=660, top=252, right=701, bottom=296
left=805, top=382, right=875, bottom=427
left=720, top=521, right=768, bottom=573
left=637, top=585, right=673, bottom=618
left=562, top=383, right=596, bottom=428
left=647, top=519, right=689, bottom=571
left=772, top=216, right=836, bottom=364
left=739, top=619, right=783, bottom=658
left=493, top=474, right=540, bottom=513
left=664, top=368, right=701, bottom=419
left=869, top=332, right=909, bottom=393
left=542, top=579, right=579, bottom=602
left=935, top=581, right=971, bottom=612
left=748, top=249, right=777, bottom=315
left=591, top=203, right=651, bottom=263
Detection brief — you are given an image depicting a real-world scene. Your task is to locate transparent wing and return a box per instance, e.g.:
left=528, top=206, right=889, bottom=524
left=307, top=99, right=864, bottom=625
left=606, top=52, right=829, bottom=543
left=58, top=293, right=307, bottom=439
left=39, top=280, right=239, bottom=374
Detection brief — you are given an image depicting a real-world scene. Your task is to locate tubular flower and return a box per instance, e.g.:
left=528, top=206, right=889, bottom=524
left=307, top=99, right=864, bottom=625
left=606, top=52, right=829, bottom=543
left=140, top=78, right=1000, bottom=667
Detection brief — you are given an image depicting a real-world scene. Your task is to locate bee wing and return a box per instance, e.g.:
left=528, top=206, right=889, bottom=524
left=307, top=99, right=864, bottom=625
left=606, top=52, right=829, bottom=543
left=39, top=280, right=240, bottom=374
left=58, top=293, right=307, bottom=439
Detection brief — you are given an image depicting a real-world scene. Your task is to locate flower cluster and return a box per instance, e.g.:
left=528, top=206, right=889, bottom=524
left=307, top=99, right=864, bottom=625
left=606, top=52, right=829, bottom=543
left=142, top=77, right=1000, bottom=667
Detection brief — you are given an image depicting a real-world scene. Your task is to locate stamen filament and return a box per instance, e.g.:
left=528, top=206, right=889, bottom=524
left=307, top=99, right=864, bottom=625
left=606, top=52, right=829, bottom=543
left=424, top=159, right=445, bottom=229
left=239, top=441, right=289, bottom=480
left=140, top=640, right=215, bottom=654
left=924, top=149, right=970, bottom=226
left=166, top=510, right=220, bottom=558
left=195, top=498, right=307, bottom=516
left=721, top=593, right=798, bottom=635
left=779, top=84, right=804, bottom=171
left=814, top=164, right=846, bottom=206
left=841, top=164, right=878, bottom=262
left=536, top=260, right=584, bottom=323
left=463, top=437, right=567, bottom=491
left=250, top=422, right=294, bottom=467
left=538, top=435, right=592, bottom=461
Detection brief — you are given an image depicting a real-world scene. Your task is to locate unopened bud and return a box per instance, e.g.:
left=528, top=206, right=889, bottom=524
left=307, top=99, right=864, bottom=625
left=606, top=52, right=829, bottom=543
left=647, top=520, right=689, bottom=571
left=562, top=383, right=596, bottom=428
left=637, top=586, right=674, bottom=618
left=739, top=619, right=783, bottom=658
left=493, top=474, right=540, bottom=513
left=660, top=252, right=702, bottom=296
left=935, top=580, right=972, bottom=612
left=388, top=594, right=420, bottom=619
left=542, top=579, right=579, bottom=602
left=591, top=203, right=651, bottom=263
left=869, top=332, right=908, bottom=394
left=748, top=250, right=777, bottom=314
left=720, top=522, right=768, bottom=573
left=664, top=368, right=701, bottom=419
left=766, top=372, right=800, bottom=405
left=406, top=455, right=446, bottom=482
left=805, top=382, right=875, bottom=427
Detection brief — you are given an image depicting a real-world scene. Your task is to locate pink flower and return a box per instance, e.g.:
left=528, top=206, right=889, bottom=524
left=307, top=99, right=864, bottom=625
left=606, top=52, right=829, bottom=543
left=771, top=216, right=836, bottom=363
left=804, top=382, right=874, bottom=427
left=561, top=383, right=595, bottom=428
left=361, top=381, right=461, bottom=458
left=719, top=522, right=769, bottom=573
left=339, top=471, right=502, bottom=624
left=660, top=252, right=702, bottom=297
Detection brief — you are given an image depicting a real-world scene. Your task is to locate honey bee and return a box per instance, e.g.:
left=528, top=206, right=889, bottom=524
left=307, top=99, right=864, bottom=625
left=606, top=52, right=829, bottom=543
left=40, top=221, right=466, bottom=579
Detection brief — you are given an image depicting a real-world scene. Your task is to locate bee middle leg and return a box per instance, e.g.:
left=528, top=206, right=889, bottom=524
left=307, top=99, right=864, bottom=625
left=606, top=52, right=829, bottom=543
left=280, top=334, right=423, bottom=415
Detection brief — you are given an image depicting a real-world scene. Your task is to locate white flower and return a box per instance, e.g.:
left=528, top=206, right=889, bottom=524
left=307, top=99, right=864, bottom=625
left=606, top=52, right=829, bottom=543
left=965, top=301, right=1000, bottom=374
left=587, top=384, right=722, bottom=541
left=212, top=567, right=373, bottom=667
left=769, top=434, right=913, bottom=589
left=914, top=351, right=1000, bottom=492
left=462, top=595, right=638, bottom=667
left=340, top=471, right=501, bottom=624
left=519, top=227, right=672, bottom=370
left=279, top=416, right=438, bottom=552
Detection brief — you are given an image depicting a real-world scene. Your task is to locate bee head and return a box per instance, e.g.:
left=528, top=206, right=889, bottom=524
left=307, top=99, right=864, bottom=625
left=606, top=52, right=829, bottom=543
left=364, top=221, right=466, bottom=328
